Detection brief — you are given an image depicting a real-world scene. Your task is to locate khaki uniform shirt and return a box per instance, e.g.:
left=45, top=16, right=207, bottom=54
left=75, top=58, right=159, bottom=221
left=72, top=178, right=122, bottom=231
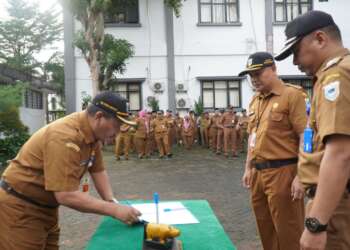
left=209, top=116, right=220, bottom=129
left=220, top=112, right=237, bottom=128
left=2, top=112, right=104, bottom=207
left=135, top=118, right=148, bottom=138
left=298, top=49, right=350, bottom=187
left=200, top=117, right=210, bottom=129
left=151, top=118, right=168, bottom=135
left=239, top=115, right=249, bottom=130
left=248, top=82, right=307, bottom=161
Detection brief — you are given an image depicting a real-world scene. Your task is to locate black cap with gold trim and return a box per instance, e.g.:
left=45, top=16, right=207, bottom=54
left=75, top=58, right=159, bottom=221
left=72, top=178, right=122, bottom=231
left=238, top=52, right=275, bottom=76
left=92, top=91, right=136, bottom=126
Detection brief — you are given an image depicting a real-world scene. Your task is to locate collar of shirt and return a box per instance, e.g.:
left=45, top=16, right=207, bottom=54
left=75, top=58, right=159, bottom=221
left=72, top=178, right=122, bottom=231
left=258, top=81, right=284, bottom=99
left=79, top=111, right=97, bottom=144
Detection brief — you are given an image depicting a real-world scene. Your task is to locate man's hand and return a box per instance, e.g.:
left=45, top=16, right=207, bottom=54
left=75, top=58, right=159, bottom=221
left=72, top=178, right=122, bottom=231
left=242, top=168, right=253, bottom=189
left=291, top=175, right=304, bottom=201
left=300, top=229, right=327, bottom=250
left=114, top=204, right=142, bottom=225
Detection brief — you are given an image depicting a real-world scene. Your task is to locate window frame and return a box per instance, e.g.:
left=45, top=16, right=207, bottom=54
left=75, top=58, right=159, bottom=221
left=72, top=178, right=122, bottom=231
left=273, top=0, right=313, bottom=24
left=111, top=78, right=144, bottom=112
left=199, top=77, right=243, bottom=110
left=104, top=0, right=141, bottom=28
left=197, top=0, right=242, bottom=26
left=24, top=88, right=43, bottom=110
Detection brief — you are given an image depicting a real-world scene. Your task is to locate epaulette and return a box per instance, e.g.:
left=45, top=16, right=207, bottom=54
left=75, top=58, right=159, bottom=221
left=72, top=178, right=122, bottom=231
left=322, top=56, right=343, bottom=72
left=284, top=83, right=303, bottom=90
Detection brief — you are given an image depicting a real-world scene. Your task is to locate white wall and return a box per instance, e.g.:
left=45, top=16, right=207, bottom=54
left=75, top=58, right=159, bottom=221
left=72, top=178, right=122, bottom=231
left=19, top=107, right=46, bottom=134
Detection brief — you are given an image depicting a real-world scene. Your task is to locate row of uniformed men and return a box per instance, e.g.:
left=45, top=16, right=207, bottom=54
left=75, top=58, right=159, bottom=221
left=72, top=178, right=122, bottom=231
left=114, top=108, right=249, bottom=159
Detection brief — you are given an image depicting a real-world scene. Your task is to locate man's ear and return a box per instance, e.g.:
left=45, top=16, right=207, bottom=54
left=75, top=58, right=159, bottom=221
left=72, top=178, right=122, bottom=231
left=94, top=111, right=104, bottom=120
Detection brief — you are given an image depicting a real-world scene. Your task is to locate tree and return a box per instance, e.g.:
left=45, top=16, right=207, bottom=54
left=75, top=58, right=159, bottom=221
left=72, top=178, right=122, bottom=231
left=63, top=0, right=184, bottom=97
left=0, top=0, right=63, bottom=74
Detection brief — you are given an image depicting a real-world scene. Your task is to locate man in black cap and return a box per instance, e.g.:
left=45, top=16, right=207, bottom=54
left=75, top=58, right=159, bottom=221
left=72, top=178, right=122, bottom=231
left=240, top=51, right=307, bottom=250
left=0, top=91, right=141, bottom=249
left=276, top=10, right=350, bottom=250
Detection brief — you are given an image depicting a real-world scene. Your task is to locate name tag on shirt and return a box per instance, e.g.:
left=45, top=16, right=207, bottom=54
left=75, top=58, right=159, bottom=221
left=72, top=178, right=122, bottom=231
left=250, top=132, right=256, bottom=148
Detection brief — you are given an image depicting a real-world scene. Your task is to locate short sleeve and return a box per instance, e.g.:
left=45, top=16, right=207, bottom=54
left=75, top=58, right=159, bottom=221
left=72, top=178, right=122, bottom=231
left=43, top=136, right=83, bottom=192
left=318, top=69, right=350, bottom=143
left=288, top=89, right=307, bottom=135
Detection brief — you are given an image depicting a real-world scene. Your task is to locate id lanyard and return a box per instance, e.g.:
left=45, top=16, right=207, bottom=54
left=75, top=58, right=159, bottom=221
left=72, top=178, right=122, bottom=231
left=82, top=149, right=96, bottom=192
left=303, top=99, right=313, bottom=153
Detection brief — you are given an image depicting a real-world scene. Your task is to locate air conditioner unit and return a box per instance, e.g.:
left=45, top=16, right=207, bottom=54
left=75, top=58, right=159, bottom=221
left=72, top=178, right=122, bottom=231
left=176, top=83, right=187, bottom=93
left=176, top=98, right=189, bottom=109
left=152, top=82, right=164, bottom=93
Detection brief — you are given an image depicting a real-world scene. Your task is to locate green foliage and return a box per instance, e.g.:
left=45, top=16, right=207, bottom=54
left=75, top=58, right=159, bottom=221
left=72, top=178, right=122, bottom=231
left=164, top=0, right=183, bottom=17
left=0, top=84, right=30, bottom=166
left=147, top=97, right=159, bottom=112
left=81, top=93, right=92, bottom=110
left=43, top=53, right=65, bottom=106
left=0, top=0, right=62, bottom=74
left=194, top=97, right=204, bottom=116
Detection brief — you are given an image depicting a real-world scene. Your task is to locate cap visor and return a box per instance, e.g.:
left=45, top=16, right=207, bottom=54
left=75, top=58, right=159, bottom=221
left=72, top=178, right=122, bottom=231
left=116, top=115, right=137, bottom=126
left=275, top=37, right=300, bottom=61
left=238, top=68, right=261, bottom=77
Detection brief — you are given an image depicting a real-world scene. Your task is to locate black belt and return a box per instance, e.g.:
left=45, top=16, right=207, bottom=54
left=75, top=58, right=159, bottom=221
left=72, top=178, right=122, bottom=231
left=306, top=181, right=350, bottom=199
left=0, top=180, right=58, bottom=209
left=254, top=158, right=298, bottom=170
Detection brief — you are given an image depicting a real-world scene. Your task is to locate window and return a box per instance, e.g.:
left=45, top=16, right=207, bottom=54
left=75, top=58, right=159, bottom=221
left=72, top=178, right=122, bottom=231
left=24, top=89, right=43, bottom=109
left=274, top=0, right=312, bottom=23
left=281, top=76, right=313, bottom=98
left=104, top=1, right=139, bottom=25
left=199, top=0, right=239, bottom=24
left=113, top=82, right=142, bottom=111
left=201, top=79, right=241, bottom=109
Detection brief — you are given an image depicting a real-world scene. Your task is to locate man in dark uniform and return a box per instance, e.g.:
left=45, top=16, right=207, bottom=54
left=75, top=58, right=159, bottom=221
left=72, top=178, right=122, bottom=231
left=276, top=10, right=350, bottom=250
left=0, top=92, right=141, bottom=249
left=240, top=52, right=307, bottom=250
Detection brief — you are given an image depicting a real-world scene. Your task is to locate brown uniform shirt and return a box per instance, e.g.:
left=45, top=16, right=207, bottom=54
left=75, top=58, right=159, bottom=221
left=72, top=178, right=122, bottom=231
left=209, top=116, right=220, bottom=128
left=151, top=117, right=168, bottom=135
left=248, top=82, right=307, bottom=161
left=239, top=115, right=249, bottom=130
left=2, top=111, right=104, bottom=207
left=135, top=118, right=148, bottom=138
left=220, top=112, right=237, bottom=128
left=298, top=49, right=350, bottom=187
left=199, top=116, right=210, bottom=129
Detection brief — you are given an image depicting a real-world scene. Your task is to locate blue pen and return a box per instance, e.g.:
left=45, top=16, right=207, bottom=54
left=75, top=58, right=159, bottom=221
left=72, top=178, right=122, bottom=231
left=163, top=207, right=186, bottom=212
left=154, top=192, right=159, bottom=224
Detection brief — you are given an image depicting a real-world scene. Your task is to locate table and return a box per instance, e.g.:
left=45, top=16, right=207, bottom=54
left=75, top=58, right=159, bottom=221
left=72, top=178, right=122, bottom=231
left=86, top=200, right=236, bottom=250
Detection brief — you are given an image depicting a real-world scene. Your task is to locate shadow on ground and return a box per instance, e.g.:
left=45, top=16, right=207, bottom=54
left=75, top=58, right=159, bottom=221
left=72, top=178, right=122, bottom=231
left=57, top=145, right=261, bottom=249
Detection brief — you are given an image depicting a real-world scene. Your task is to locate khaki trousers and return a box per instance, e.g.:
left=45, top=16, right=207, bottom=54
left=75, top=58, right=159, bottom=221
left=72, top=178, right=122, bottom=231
left=251, top=165, right=304, bottom=250
left=216, top=128, right=224, bottom=152
left=200, top=127, right=209, bottom=147
left=155, top=133, right=170, bottom=156
left=0, top=189, right=59, bottom=250
left=115, top=134, right=130, bottom=158
left=135, top=136, right=147, bottom=157
left=306, top=193, right=350, bottom=250
left=209, top=127, right=218, bottom=152
left=223, top=127, right=237, bottom=156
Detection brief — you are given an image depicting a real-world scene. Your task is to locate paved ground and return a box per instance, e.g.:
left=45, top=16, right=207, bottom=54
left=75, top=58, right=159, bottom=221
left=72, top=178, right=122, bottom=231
left=59, top=145, right=261, bottom=250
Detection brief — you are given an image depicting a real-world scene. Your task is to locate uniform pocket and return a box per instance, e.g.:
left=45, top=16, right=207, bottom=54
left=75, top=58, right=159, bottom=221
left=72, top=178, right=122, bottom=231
left=268, top=111, right=285, bottom=129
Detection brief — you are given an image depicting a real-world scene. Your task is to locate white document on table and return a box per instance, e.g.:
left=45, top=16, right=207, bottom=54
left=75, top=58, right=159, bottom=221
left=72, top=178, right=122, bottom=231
left=131, top=202, right=199, bottom=225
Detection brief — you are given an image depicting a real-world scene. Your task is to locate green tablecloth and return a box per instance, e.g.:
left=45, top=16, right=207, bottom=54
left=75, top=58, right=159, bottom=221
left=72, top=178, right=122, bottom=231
left=86, top=200, right=236, bottom=250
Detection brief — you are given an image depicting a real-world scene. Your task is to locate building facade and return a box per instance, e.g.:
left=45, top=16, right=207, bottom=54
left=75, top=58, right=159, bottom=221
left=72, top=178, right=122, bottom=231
left=64, top=0, right=350, bottom=114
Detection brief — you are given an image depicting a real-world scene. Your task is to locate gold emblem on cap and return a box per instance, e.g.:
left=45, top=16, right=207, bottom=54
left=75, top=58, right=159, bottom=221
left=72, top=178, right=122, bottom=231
left=273, top=103, right=279, bottom=109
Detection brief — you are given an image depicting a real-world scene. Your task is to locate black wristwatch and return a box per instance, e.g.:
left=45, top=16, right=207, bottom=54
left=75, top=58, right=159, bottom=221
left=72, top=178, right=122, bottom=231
left=305, top=217, right=328, bottom=233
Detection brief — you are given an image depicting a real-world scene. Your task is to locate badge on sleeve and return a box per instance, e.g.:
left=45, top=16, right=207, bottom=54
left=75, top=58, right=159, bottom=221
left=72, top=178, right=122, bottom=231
left=323, top=81, right=340, bottom=101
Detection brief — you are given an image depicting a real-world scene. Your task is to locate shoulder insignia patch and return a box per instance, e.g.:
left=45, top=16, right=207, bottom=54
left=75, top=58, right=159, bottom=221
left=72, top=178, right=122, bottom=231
left=323, top=81, right=340, bottom=102
left=322, top=57, right=342, bottom=71
left=66, top=142, right=80, bottom=152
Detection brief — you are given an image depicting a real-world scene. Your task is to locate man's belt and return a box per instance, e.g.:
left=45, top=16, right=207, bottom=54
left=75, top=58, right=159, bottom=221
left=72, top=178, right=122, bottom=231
left=254, top=158, right=298, bottom=170
left=0, top=180, right=58, bottom=209
left=224, top=125, right=235, bottom=128
left=306, top=181, right=350, bottom=199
